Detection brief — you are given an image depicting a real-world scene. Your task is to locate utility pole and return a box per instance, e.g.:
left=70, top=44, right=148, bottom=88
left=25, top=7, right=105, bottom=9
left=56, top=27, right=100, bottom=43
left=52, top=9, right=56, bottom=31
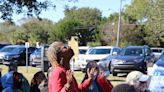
left=116, top=0, right=122, bottom=47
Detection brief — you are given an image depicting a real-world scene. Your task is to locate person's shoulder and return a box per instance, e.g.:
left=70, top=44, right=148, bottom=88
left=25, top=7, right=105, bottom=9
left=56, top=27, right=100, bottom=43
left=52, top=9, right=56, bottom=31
left=97, top=76, right=105, bottom=81
left=51, top=66, right=66, bottom=76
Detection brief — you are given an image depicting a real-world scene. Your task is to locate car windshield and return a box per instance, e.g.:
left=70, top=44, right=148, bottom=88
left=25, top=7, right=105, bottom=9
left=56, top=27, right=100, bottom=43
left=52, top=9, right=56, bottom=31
left=120, top=48, right=143, bottom=56
left=0, top=46, right=25, bottom=53
left=152, top=49, right=163, bottom=53
left=89, top=48, right=111, bottom=54
left=79, top=49, right=87, bottom=54
left=159, top=53, right=164, bottom=60
left=34, top=48, right=41, bottom=53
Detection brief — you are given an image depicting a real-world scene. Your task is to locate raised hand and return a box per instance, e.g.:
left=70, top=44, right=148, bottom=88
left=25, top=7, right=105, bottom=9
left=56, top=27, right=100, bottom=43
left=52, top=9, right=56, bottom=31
left=87, top=68, right=95, bottom=80
left=66, top=70, right=73, bottom=85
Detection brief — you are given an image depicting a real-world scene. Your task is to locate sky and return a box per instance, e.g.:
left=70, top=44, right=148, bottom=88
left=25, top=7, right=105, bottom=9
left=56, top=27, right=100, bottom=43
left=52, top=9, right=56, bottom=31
left=0, top=0, right=132, bottom=25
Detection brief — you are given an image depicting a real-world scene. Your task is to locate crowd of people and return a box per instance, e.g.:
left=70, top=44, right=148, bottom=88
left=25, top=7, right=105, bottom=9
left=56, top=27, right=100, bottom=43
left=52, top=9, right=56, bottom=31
left=0, top=41, right=159, bottom=92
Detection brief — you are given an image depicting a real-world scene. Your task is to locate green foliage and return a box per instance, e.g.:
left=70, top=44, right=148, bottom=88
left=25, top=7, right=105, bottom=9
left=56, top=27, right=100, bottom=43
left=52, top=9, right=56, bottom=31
left=64, top=7, right=102, bottom=26
left=0, top=21, right=18, bottom=44
left=144, top=0, right=164, bottom=47
left=48, top=19, right=81, bottom=43
left=63, top=7, right=102, bottom=45
left=125, top=0, right=149, bottom=23
left=0, top=0, right=55, bottom=21
left=22, top=18, right=53, bottom=45
left=100, top=12, right=146, bottom=47
left=87, top=42, right=101, bottom=46
left=125, top=0, right=164, bottom=47
left=0, top=0, right=163, bottom=47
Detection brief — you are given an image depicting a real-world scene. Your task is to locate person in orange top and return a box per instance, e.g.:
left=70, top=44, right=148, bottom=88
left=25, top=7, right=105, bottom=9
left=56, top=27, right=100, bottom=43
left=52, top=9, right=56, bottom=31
left=47, top=41, right=94, bottom=92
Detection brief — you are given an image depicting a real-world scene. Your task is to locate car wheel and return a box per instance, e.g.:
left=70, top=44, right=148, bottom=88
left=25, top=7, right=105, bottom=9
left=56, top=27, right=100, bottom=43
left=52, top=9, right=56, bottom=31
left=31, top=64, right=36, bottom=67
left=81, top=69, right=86, bottom=73
left=113, top=72, right=117, bottom=76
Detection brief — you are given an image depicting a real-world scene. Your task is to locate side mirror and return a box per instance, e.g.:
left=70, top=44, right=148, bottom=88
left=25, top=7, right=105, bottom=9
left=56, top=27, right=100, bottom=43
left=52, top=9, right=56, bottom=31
left=112, top=52, right=118, bottom=55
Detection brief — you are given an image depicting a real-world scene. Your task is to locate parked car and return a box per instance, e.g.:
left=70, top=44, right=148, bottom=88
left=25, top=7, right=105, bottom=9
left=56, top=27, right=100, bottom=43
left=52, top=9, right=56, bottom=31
left=30, top=45, right=49, bottom=67
left=152, top=50, right=164, bottom=75
left=151, top=47, right=163, bottom=61
left=111, top=45, right=155, bottom=76
left=98, top=55, right=119, bottom=72
left=30, top=48, right=41, bottom=66
left=0, top=45, right=36, bottom=65
left=0, top=44, right=11, bottom=50
left=70, top=46, right=90, bottom=71
left=80, top=46, right=120, bottom=72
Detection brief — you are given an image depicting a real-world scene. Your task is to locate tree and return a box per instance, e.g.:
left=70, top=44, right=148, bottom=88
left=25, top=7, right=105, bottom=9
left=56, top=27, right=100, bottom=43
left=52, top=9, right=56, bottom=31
left=144, top=0, right=164, bottom=47
left=22, top=18, right=53, bottom=45
left=63, top=7, right=102, bottom=45
left=101, top=12, right=146, bottom=47
left=125, top=0, right=164, bottom=47
left=48, top=18, right=81, bottom=43
left=0, top=0, right=77, bottom=21
left=64, top=7, right=102, bottom=26
left=0, top=21, right=18, bottom=44
left=125, top=0, right=149, bottom=23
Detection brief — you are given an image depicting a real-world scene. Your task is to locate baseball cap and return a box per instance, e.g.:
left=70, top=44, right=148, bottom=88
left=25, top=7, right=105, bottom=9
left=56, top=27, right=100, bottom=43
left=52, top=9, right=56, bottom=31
left=126, top=71, right=150, bottom=85
left=138, top=74, right=150, bottom=82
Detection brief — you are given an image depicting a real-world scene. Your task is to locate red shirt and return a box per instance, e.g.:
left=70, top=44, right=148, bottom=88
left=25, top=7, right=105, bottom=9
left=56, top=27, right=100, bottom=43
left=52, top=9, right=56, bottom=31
left=48, top=65, right=91, bottom=92
left=97, top=76, right=113, bottom=92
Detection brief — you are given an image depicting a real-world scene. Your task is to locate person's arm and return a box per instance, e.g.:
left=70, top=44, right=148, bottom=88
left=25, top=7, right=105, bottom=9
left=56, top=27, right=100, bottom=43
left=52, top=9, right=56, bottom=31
left=97, top=76, right=113, bottom=92
left=78, top=78, right=91, bottom=91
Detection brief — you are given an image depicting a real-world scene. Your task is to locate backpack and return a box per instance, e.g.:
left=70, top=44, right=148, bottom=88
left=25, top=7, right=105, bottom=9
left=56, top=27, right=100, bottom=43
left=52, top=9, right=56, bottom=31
left=13, top=72, right=30, bottom=92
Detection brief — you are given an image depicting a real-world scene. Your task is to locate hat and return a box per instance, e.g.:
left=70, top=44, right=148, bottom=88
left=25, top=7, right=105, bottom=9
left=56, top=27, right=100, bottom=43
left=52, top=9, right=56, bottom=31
left=126, top=71, right=149, bottom=85
left=138, top=74, right=149, bottom=82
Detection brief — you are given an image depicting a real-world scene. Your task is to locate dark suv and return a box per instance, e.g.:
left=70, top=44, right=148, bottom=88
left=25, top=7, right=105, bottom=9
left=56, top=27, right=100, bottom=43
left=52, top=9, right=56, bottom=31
left=0, top=45, right=36, bottom=65
left=111, top=45, right=155, bottom=76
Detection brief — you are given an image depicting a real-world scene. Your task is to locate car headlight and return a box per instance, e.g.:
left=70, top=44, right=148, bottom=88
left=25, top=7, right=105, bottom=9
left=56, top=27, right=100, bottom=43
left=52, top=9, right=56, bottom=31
left=111, top=59, right=125, bottom=65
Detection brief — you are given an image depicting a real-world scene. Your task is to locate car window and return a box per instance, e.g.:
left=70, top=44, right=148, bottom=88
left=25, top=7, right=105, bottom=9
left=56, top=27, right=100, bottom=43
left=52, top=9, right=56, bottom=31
left=159, top=53, right=164, bottom=60
left=79, top=49, right=87, bottom=54
left=0, top=47, right=15, bottom=52
left=120, top=48, right=143, bottom=56
left=14, top=47, right=25, bottom=53
left=34, top=48, right=41, bottom=53
left=151, top=48, right=163, bottom=53
left=28, top=47, right=36, bottom=53
left=112, top=48, right=120, bottom=53
left=145, top=47, right=151, bottom=55
left=152, top=49, right=159, bottom=53
left=89, top=48, right=111, bottom=54
left=0, top=46, right=25, bottom=53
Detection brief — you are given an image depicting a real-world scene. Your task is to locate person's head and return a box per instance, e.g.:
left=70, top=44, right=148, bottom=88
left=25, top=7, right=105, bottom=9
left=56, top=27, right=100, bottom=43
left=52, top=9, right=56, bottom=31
left=31, top=71, right=46, bottom=86
left=126, top=71, right=150, bottom=92
left=85, top=61, right=99, bottom=80
left=112, top=83, right=137, bottom=92
left=8, top=62, right=18, bottom=72
left=47, top=41, right=74, bottom=70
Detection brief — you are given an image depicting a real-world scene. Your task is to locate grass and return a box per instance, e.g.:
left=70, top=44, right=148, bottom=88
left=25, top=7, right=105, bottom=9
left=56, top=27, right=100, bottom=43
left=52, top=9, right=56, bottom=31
left=0, top=65, right=125, bottom=86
